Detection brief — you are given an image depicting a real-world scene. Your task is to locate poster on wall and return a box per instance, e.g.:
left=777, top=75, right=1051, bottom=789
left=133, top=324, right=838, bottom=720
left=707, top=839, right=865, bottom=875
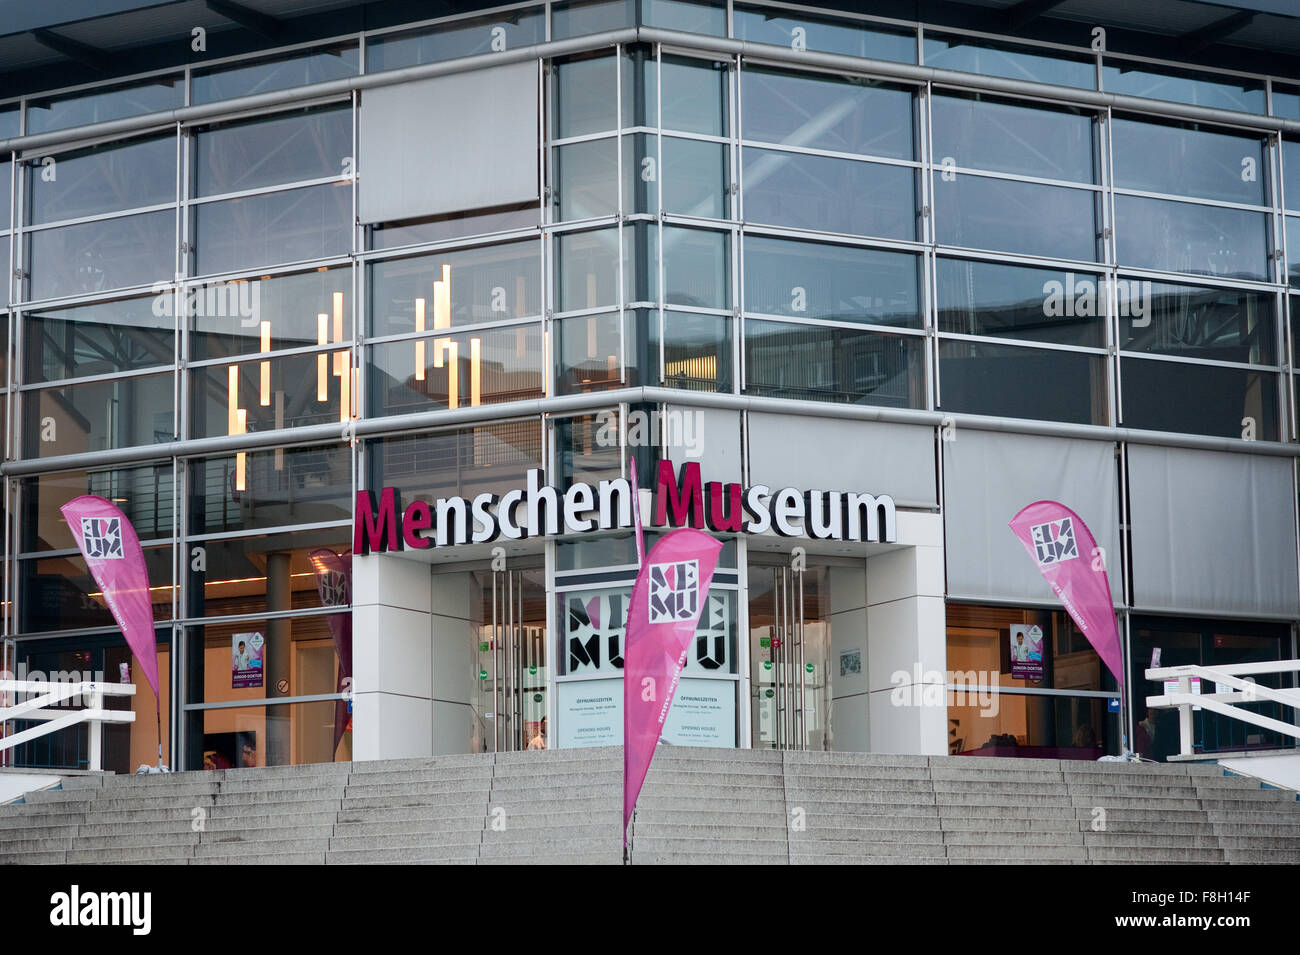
left=662, top=678, right=736, bottom=747
left=556, top=678, right=622, bottom=748
left=1009, top=624, right=1044, bottom=681
left=232, top=632, right=264, bottom=689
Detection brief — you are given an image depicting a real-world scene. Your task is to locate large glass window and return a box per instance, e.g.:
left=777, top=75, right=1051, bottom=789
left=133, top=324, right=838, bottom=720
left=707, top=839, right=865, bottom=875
left=20, top=462, right=173, bottom=553
left=1114, top=195, right=1270, bottom=282
left=732, top=5, right=916, bottom=63
left=365, top=420, right=544, bottom=503
left=934, top=175, right=1099, bottom=262
left=924, top=34, right=1096, bottom=89
left=26, top=78, right=183, bottom=135
left=192, top=46, right=359, bottom=105
left=1102, top=60, right=1265, bottom=114
left=192, top=184, right=351, bottom=277
left=938, top=339, right=1108, bottom=425
left=745, top=319, right=923, bottom=406
left=22, top=371, right=174, bottom=458
left=1111, top=119, right=1268, bottom=206
left=24, top=295, right=174, bottom=383
left=367, top=11, right=546, bottom=71
left=1120, top=358, right=1278, bottom=440
left=27, top=136, right=175, bottom=224
left=184, top=529, right=350, bottom=619
left=194, top=107, right=352, bottom=197
left=189, top=267, right=352, bottom=362
left=931, top=94, right=1096, bottom=183
left=187, top=443, right=351, bottom=537
left=936, top=258, right=1106, bottom=348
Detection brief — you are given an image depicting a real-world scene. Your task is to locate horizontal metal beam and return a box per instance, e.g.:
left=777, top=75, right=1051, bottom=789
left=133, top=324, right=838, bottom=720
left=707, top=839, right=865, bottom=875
left=4, top=383, right=1299, bottom=478
left=30, top=28, right=112, bottom=74
left=5, top=24, right=1300, bottom=158
left=204, top=0, right=282, bottom=42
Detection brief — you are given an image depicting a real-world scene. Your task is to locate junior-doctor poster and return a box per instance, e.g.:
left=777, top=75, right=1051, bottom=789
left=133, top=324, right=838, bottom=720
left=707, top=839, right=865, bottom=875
left=1009, top=624, right=1044, bottom=681
left=233, top=632, right=265, bottom=689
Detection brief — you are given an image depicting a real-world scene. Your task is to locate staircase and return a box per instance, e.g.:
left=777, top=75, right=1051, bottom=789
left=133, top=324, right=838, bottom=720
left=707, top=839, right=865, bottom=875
left=2, top=748, right=1299, bottom=864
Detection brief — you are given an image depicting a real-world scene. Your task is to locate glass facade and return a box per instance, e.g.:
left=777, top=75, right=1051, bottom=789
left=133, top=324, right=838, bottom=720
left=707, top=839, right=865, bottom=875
left=1, top=0, right=1297, bottom=770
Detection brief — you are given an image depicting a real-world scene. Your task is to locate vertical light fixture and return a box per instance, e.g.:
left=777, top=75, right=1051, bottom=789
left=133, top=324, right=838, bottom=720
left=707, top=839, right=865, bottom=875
left=259, top=321, right=272, bottom=406
left=446, top=341, right=459, bottom=410
left=414, top=297, right=426, bottom=382
left=470, top=337, right=481, bottom=406
left=432, top=264, right=450, bottom=368
left=317, top=313, right=329, bottom=401
left=235, top=410, right=247, bottom=491
left=228, top=365, right=247, bottom=492
left=332, top=291, right=344, bottom=375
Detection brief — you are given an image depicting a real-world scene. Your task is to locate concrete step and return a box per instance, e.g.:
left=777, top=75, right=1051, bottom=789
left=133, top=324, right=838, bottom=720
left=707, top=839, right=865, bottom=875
left=942, top=830, right=1086, bottom=847
left=344, top=780, right=494, bottom=799
left=944, top=844, right=1089, bottom=861
left=67, top=845, right=197, bottom=863
left=1086, top=846, right=1225, bottom=862
left=329, top=831, right=483, bottom=851
left=0, top=850, right=70, bottom=864
left=327, top=846, right=480, bottom=864
left=193, top=851, right=325, bottom=864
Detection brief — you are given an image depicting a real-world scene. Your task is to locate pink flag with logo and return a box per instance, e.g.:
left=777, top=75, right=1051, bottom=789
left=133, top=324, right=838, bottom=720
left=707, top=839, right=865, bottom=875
left=309, top=548, right=353, bottom=755
left=1008, top=501, right=1122, bottom=681
left=622, top=512, right=722, bottom=844
left=59, top=495, right=159, bottom=697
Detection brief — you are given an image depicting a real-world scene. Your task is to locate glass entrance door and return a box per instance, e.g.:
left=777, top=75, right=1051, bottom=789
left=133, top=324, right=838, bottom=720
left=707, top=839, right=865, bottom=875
left=748, top=563, right=831, bottom=750
left=472, top=567, right=547, bottom=753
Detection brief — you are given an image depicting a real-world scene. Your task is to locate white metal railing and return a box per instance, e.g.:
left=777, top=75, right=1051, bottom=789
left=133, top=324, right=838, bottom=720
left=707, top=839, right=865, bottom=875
left=0, top=681, right=136, bottom=772
left=1145, top=661, right=1300, bottom=757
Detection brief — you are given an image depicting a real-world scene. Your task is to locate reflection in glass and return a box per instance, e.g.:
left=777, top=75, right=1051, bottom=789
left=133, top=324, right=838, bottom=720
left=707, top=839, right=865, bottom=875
left=1102, top=61, right=1265, bottom=114
left=745, top=319, right=922, bottom=406
left=195, top=107, right=352, bottom=197
left=733, top=6, right=916, bottom=63
left=190, top=267, right=351, bottom=362
left=368, top=204, right=539, bottom=250
left=1111, top=119, right=1267, bottom=205
left=1119, top=281, right=1275, bottom=365
left=557, top=312, right=622, bottom=393
left=25, top=296, right=174, bottom=383
left=368, top=323, right=543, bottom=416
left=555, top=229, right=619, bottom=311
left=644, top=0, right=726, bottom=35
left=189, top=352, right=344, bottom=441
left=1115, top=195, right=1269, bottom=281
left=745, top=236, right=920, bottom=327
left=28, top=137, right=174, bottom=223
left=623, top=134, right=655, bottom=214
left=554, top=55, right=618, bottom=138
left=621, top=47, right=656, bottom=130
left=1288, top=217, right=1300, bottom=288
left=664, top=311, right=731, bottom=392
left=367, top=11, right=546, bottom=71
left=370, top=240, right=540, bottom=335
left=24, top=372, right=174, bottom=458
left=193, top=184, right=351, bottom=276
left=553, top=138, right=618, bottom=221
left=931, top=94, right=1095, bottom=183
left=18, top=547, right=172, bottom=633
left=938, top=339, right=1107, bottom=425
left=556, top=411, right=623, bottom=487
left=741, top=69, right=914, bottom=160
left=925, top=35, right=1096, bottom=89
left=936, top=259, right=1105, bottom=347
left=192, top=47, right=358, bottom=104
left=623, top=222, right=658, bottom=304
left=661, top=55, right=727, bottom=136
left=22, top=464, right=173, bottom=552
left=663, top=228, right=729, bottom=309
left=935, top=175, right=1099, bottom=262
left=552, top=0, right=635, bottom=41
left=185, top=531, right=350, bottom=619
left=662, top=137, right=727, bottom=218
left=194, top=699, right=349, bottom=768
left=26, top=78, right=184, bottom=135
left=743, top=148, right=916, bottom=240
left=1120, top=358, right=1278, bottom=440
left=188, top=444, right=352, bottom=537
left=366, top=422, right=543, bottom=503
left=27, top=211, right=176, bottom=301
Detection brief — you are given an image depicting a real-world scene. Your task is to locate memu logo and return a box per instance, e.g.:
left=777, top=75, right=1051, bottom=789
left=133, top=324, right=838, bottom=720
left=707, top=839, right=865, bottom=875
left=648, top=559, right=700, bottom=624
left=80, top=517, right=124, bottom=559
left=1030, top=518, right=1079, bottom=567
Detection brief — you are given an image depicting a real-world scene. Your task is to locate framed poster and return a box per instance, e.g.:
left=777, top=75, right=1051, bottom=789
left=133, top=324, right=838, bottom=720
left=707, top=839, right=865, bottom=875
left=1009, top=624, right=1044, bottom=681
left=232, top=632, right=264, bottom=689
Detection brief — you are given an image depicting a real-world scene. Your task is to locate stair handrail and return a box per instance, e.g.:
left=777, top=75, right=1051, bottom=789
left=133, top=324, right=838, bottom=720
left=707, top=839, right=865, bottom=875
left=1145, top=661, right=1300, bottom=757
left=0, top=680, right=137, bottom=772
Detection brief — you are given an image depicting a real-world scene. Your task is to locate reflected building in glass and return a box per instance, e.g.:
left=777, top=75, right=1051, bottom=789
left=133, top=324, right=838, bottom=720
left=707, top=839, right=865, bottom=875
left=1, top=0, right=1298, bottom=770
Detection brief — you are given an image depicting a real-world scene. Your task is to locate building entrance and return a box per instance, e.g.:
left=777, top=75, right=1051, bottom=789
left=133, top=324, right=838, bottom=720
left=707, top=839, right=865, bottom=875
left=471, top=566, right=547, bottom=753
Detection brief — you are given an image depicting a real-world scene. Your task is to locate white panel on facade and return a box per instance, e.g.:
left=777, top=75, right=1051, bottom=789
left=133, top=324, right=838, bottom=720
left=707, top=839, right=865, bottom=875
left=747, top=415, right=937, bottom=507
left=1129, top=446, right=1298, bottom=616
left=359, top=62, right=539, bottom=224
left=665, top=405, right=741, bottom=484
left=943, top=431, right=1120, bottom=603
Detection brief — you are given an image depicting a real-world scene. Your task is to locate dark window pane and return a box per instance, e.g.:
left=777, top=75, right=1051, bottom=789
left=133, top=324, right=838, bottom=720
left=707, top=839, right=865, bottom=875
left=193, top=47, right=358, bottom=104
left=1287, top=217, right=1300, bottom=287
left=663, top=137, right=727, bottom=218
left=733, top=6, right=916, bottom=63
left=188, top=443, right=351, bottom=536
left=935, top=175, right=1099, bottom=262
left=644, top=0, right=725, bottom=35
left=621, top=47, right=656, bottom=129
left=195, top=107, right=352, bottom=197
left=554, top=55, right=617, bottom=138
left=745, top=319, right=923, bottom=406
left=371, top=240, right=540, bottom=336
left=556, top=229, right=618, bottom=311
left=366, top=421, right=543, bottom=502
left=938, top=340, right=1107, bottom=425
left=190, top=267, right=352, bottom=362
left=1115, top=195, right=1269, bottom=281
left=22, top=463, right=173, bottom=552
left=368, top=204, right=539, bottom=251
left=664, top=311, right=731, bottom=392
left=936, top=259, right=1106, bottom=347
left=0, top=106, right=19, bottom=139
left=1, top=158, right=10, bottom=229
left=1284, top=141, right=1300, bottom=212
left=623, top=134, right=655, bottom=214
left=924, top=35, right=1095, bottom=89
left=1112, top=119, right=1267, bottom=205
left=26, top=296, right=173, bottom=383
left=186, top=531, right=349, bottom=618
left=26, top=78, right=183, bottom=135
left=554, top=138, right=618, bottom=220
left=193, top=183, right=351, bottom=276
left=745, top=236, right=920, bottom=328
left=1102, top=61, right=1265, bottom=114
left=189, top=353, right=344, bottom=439
left=663, top=227, right=728, bottom=309
left=368, top=323, right=543, bottom=416
left=1276, top=86, right=1300, bottom=121
left=552, top=0, right=635, bottom=41
left=367, top=10, right=546, bottom=71
left=556, top=312, right=623, bottom=393
left=28, top=137, right=174, bottom=223
left=27, top=211, right=175, bottom=301
left=741, top=68, right=913, bottom=160
left=19, top=547, right=172, bottom=632
left=1119, top=281, right=1275, bottom=365
left=623, top=222, right=658, bottom=303
left=24, top=372, right=174, bottom=458
left=931, top=94, right=1095, bottom=183
left=1121, top=358, right=1278, bottom=440
left=662, top=56, right=727, bottom=136
left=743, top=148, right=916, bottom=240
